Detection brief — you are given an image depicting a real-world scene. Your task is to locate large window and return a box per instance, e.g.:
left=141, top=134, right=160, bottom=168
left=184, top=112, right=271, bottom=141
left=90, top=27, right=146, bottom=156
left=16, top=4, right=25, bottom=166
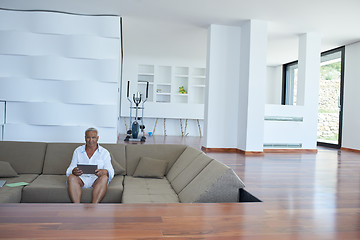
left=282, top=47, right=345, bottom=148
left=282, top=61, right=298, bottom=105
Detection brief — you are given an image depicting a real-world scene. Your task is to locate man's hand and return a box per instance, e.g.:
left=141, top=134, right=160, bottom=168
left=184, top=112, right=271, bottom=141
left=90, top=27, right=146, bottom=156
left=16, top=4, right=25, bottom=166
left=95, top=169, right=108, bottom=177
left=72, top=167, right=83, bottom=176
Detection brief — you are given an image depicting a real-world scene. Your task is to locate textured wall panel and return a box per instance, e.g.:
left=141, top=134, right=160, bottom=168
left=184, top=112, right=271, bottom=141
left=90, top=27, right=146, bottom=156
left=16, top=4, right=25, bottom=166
left=0, top=78, right=117, bottom=105
left=0, top=31, right=119, bottom=59
left=0, top=55, right=118, bottom=82
left=0, top=10, right=121, bottom=143
left=0, top=10, right=120, bottom=38
left=6, top=102, right=117, bottom=127
left=4, top=124, right=116, bottom=143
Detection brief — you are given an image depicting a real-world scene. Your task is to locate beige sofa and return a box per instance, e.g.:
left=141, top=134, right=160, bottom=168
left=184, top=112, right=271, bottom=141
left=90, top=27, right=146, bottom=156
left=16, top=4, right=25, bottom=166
left=0, top=141, right=246, bottom=203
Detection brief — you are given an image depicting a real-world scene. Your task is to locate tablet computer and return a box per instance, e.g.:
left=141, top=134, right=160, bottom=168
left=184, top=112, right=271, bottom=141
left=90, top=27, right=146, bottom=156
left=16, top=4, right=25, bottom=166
left=77, top=164, right=97, bottom=174
left=0, top=180, right=6, bottom=188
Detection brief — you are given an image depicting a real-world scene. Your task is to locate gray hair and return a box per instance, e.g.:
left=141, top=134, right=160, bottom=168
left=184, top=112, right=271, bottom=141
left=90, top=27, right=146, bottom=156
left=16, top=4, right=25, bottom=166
left=85, top=127, right=98, bottom=135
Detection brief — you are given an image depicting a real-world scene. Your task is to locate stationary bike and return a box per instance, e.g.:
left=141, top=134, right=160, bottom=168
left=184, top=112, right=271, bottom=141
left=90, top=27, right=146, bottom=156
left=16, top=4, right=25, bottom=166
left=124, top=81, right=149, bottom=142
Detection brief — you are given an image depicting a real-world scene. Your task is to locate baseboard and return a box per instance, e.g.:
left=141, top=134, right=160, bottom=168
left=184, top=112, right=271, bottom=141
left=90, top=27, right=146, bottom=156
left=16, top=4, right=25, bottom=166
left=201, top=147, right=264, bottom=155
left=341, top=147, right=360, bottom=153
left=201, top=146, right=317, bottom=155
left=263, top=148, right=318, bottom=153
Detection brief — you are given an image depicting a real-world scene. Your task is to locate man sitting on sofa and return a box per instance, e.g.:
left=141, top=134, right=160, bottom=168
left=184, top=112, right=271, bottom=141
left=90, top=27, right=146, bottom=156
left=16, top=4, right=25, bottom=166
left=66, top=128, right=114, bottom=203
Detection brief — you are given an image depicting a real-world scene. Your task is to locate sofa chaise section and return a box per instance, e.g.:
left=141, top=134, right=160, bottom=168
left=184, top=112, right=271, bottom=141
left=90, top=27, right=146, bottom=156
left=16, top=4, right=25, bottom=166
left=121, top=144, right=187, bottom=203
left=0, top=141, right=47, bottom=203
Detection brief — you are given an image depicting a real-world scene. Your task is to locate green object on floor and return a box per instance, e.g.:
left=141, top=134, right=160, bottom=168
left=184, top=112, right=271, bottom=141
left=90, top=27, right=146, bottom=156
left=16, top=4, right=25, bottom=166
left=6, top=182, right=29, bottom=187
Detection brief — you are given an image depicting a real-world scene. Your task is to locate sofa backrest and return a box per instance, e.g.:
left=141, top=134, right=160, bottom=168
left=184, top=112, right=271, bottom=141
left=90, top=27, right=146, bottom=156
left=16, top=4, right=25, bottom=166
left=0, top=141, right=47, bottom=174
left=43, top=143, right=82, bottom=174
left=101, top=144, right=126, bottom=174
left=125, top=144, right=187, bottom=176
left=178, top=160, right=246, bottom=203
left=167, top=147, right=213, bottom=194
left=166, top=146, right=202, bottom=182
left=43, top=143, right=126, bottom=175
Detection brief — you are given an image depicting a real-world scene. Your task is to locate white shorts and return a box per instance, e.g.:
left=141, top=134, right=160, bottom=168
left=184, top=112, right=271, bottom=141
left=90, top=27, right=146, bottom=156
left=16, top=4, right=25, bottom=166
left=79, top=174, right=98, bottom=188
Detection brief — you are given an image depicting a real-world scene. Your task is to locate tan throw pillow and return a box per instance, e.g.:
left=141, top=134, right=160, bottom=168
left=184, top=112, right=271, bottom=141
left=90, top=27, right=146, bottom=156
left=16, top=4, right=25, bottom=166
left=110, top=153, right=126, bottom=176
left=133, top=157, right=168, bottom=178
left=0, top=161, right=18, bottom=177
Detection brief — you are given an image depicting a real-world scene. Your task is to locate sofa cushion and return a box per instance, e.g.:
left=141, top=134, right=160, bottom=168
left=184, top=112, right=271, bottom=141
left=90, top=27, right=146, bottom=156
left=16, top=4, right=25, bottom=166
left=102, top=144, right=126, bottom=175
left=133, top=157, right=168, bottom=179
left=0, top=141, right=47, bottom=174
left=125, top=144, right=187, bottom=176
left=166, top=146, right=202, bottom=182
left=43, top=143, right=82, bottom=175
left=170, top=154, right=213, bottom=194
left=0, top=174, right=39, bottom=203
left=178, top=160, right=246, bottom=203
left=110, top=153, right=126, bottom=176
left=122, top=176, right=179, bottom=203
left=21, top=175, right=124, bottom=203
left=0, top=161, right=18, bottom=177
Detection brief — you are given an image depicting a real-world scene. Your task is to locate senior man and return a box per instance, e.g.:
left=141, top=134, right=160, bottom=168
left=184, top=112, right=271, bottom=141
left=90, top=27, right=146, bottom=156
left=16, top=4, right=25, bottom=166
left=66, top=128, right=114, bottom=203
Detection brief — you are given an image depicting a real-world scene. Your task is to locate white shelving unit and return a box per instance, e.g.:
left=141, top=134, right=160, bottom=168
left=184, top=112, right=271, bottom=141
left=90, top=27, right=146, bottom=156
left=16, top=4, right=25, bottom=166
left=137, top=64, right=206, bottom=105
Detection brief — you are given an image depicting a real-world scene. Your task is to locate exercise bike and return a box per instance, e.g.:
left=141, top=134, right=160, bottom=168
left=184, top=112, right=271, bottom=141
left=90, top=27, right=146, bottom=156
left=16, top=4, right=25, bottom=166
left=124, top=81, right=149, bottom=142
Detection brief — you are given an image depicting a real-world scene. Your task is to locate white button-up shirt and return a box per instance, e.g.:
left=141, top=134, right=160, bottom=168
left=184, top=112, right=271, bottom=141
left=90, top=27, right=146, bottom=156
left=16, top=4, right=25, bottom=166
left=66, top=144, right=115, bottom=182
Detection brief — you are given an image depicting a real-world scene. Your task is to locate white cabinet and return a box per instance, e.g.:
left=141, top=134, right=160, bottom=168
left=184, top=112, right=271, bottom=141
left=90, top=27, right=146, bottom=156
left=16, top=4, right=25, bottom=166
left=137, top=64, right=206, bottom=105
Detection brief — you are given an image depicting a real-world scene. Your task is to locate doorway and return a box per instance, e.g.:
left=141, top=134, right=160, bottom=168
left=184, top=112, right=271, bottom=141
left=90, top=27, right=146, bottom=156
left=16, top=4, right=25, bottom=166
left=317, top=47, right=345, bottom=148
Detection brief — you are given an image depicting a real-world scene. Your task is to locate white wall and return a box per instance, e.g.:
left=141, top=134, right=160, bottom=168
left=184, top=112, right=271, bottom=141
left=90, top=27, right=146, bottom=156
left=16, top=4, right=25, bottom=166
left=342, top=41, right=360, bottom=150
left=0, top=10, right=121, bottom=143
left=203, top=21, right=267, bottom=151
left=263, top=33, right=321, bottom=150
left=237, top=20, right=267, bottom=151
left=203, top=25, right=241, bottom=148
left=119, top=17, right=207, bottom=137
left=266, top=65, right=282, bottom=104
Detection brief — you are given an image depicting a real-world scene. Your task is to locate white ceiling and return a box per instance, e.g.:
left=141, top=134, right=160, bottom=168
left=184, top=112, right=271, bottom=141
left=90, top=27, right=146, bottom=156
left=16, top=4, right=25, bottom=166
left=1, top=0, right=360, bottom=66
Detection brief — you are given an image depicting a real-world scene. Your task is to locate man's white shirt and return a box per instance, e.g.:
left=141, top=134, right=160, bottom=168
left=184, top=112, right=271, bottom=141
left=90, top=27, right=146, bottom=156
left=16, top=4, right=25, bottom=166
left=66, top=144, right=114, bottom=182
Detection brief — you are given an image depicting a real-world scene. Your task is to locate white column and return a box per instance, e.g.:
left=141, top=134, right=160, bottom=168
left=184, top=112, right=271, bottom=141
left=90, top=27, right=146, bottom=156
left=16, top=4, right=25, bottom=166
left=203, top=20, right=267, bottom=151
left=237, top=20, right=268, bottom=152
left=203, top=25, right=241, bottom=148
left=297, top=33, right=321, bottom=149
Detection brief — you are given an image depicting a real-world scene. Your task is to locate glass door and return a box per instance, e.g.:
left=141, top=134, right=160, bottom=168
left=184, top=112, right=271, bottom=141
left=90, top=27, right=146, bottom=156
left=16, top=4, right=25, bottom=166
left=317, top=47, right=345, bottom=148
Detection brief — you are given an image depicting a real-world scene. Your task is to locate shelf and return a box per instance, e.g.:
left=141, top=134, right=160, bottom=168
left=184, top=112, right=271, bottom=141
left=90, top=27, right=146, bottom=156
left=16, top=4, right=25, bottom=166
left=174, top=94, right=188, bottom=96
left=157, top=93, right=171, bottom=95
left=138, top=73, right=154, bottom=76
left=192, top=85, right=205, bottom=88
left=157, top=83, right=171, bottom=86
left=138, top=81, right=154, bottom=85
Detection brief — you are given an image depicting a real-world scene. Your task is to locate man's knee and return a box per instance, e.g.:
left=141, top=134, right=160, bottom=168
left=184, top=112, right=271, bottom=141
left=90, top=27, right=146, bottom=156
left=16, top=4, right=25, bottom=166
left=68, top=174, right=83, bottom=186
left=94, top=175, right=109, bottom=187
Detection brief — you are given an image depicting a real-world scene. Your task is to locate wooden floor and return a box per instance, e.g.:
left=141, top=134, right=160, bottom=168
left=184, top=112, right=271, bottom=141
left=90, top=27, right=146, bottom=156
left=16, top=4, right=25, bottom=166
left=0, top=135, right=359, bottom=239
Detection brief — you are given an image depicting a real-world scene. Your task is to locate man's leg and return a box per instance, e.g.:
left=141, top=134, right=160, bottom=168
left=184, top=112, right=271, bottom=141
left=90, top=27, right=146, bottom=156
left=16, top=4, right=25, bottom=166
left=91, top=175, right=109, bottom=203
left=67, top=174, right=84, bottom=203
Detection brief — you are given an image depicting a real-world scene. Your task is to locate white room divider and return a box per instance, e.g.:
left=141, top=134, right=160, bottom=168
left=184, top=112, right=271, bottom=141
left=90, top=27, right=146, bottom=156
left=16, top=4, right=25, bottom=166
left=0, top=9, right=122, bottom=143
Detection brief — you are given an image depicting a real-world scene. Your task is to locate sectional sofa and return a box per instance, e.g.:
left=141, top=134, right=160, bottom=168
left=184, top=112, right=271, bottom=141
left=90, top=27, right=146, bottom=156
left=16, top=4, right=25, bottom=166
left=0, top=141, right=246, bottom=203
